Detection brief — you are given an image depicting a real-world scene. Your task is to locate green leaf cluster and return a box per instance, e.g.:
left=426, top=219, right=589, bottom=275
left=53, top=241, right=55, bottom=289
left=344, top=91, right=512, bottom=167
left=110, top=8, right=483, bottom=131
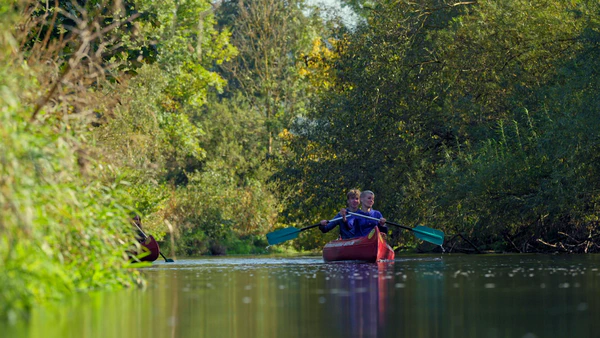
left=0, top=51, right=142, bottom=322
left=279, top=0, right=600, bottom=251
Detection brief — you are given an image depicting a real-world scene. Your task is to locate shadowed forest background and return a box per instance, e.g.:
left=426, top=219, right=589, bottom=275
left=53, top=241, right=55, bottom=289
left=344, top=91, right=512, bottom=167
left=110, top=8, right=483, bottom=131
left=1, top=0, right=600, bottom=321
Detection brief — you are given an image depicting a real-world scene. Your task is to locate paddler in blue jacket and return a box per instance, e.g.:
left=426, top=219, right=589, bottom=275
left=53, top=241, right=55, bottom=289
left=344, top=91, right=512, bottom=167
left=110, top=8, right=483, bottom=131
left=319, top=189, right=361, bottom=239
left=353, top=190, right=388, bottom=237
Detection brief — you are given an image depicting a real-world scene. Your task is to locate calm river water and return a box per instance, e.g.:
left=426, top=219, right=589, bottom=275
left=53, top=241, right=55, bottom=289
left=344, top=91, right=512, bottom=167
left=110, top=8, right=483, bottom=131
left=4, top=254, right=600, bottom=338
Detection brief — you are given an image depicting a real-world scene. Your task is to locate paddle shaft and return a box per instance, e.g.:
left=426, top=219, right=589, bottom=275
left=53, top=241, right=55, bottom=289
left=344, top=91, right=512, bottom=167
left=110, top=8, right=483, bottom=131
left=132, top=221, right=150, bottom=239
left=347, top=212, right=418, bottom=232
left=266, top=216, right=347, bottom=245
left=303, top=216, right=345, bottom=231
left=159, top=251, right=171, bottom=262
left=132, top=221, right=174, bottom=262
left=338, top=212, right=445, bottom=246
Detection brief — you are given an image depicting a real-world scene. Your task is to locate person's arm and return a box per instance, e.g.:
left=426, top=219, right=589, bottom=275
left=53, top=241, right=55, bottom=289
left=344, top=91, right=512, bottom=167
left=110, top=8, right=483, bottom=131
left=340, top=208, right=347, bottom=222
left=376, top=212, right=388, bottom=234
left=319, top=219, right=331, bottom=233
left=319, top=213, right=343, bottom=233
left=377, top=223, right=389, bottom=235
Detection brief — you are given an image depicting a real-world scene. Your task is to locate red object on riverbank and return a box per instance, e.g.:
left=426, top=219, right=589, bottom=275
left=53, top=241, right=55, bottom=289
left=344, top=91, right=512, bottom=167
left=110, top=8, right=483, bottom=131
left=138, top=235, right=160, bottom=262
left=322, top=227, right=395, bottom=262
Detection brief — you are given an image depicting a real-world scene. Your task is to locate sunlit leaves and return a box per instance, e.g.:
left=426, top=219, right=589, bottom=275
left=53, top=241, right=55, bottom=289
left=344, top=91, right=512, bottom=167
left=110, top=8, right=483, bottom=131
left=0, top=64, right=142, bottom=321
left=280, top=0, right=600, bottom=251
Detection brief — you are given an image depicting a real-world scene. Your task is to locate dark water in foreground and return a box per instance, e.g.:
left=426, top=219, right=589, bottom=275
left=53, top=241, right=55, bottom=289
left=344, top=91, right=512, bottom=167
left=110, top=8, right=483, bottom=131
left=5, top=254, right=600, bottom=338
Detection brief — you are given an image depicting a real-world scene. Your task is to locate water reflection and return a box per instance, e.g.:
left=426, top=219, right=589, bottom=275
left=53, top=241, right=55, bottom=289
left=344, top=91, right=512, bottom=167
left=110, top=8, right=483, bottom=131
left=322, top=262, right=392, bottom=338
left=5, top=255, right=600, bottom=338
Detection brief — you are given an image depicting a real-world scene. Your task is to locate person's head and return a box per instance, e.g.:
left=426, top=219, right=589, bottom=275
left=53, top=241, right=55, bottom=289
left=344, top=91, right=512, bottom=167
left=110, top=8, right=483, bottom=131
left=360, top=190, right=375, bottom=209
left=347, top=189, right=361, bottom=210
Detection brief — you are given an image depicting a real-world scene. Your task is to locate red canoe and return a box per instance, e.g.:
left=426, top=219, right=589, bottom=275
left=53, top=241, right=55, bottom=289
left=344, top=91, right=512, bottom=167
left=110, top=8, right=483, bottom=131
left=138, top=235, right=160, bottom=262
left=323, top=226, right=395, bottom=262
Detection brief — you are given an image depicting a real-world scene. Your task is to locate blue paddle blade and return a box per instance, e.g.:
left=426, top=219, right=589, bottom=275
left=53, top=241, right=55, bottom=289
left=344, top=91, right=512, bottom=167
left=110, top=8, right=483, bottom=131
left=266, top=227, right=301, bottom=245
left=412, top=226, right=445, bottom=246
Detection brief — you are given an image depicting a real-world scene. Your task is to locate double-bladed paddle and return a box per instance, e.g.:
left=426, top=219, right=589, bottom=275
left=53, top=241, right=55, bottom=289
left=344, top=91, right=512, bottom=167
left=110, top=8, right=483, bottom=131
left=348, top=212, right=445, bottom=246
left=266, top=216, right=344, bottom=245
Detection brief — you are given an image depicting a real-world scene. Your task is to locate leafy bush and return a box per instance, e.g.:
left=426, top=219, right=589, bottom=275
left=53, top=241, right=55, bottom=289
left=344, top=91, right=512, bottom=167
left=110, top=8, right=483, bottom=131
left=0, top=65, right=142, bottom=322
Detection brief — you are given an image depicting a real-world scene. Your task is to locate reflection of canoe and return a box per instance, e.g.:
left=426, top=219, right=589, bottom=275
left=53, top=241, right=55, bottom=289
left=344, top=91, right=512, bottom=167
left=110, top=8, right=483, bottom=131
left=138, top=235, right=160, bottom=262
left=323, top=227, right=395, bottom=262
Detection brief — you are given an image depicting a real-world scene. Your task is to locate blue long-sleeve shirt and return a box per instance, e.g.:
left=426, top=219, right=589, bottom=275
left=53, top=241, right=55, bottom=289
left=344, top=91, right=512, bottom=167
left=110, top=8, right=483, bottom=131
left=353, top=209, right=388, bottom=237
left=320, top=209, right=357, bottom=239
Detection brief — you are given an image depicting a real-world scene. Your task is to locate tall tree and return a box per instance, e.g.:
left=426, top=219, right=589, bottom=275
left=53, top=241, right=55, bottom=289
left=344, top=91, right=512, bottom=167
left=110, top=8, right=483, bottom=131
left=279, top=0, right=600, bottom=251
left=217, top=0, right=317, bottom=156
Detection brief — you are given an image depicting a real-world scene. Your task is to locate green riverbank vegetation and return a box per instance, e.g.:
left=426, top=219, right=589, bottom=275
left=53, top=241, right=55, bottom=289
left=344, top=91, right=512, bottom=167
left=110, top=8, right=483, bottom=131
left=2, top=0, right=600, bottom=322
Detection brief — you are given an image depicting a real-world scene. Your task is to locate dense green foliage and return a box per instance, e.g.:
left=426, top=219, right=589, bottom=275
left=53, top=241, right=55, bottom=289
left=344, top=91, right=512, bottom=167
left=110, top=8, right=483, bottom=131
left=280, top=0, right=600, bottom=252
left=4, top=0, right=600, bottom=323
left=0, top=0, right=279, bottom=322
left=0, top=8, right=143, bottom=322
